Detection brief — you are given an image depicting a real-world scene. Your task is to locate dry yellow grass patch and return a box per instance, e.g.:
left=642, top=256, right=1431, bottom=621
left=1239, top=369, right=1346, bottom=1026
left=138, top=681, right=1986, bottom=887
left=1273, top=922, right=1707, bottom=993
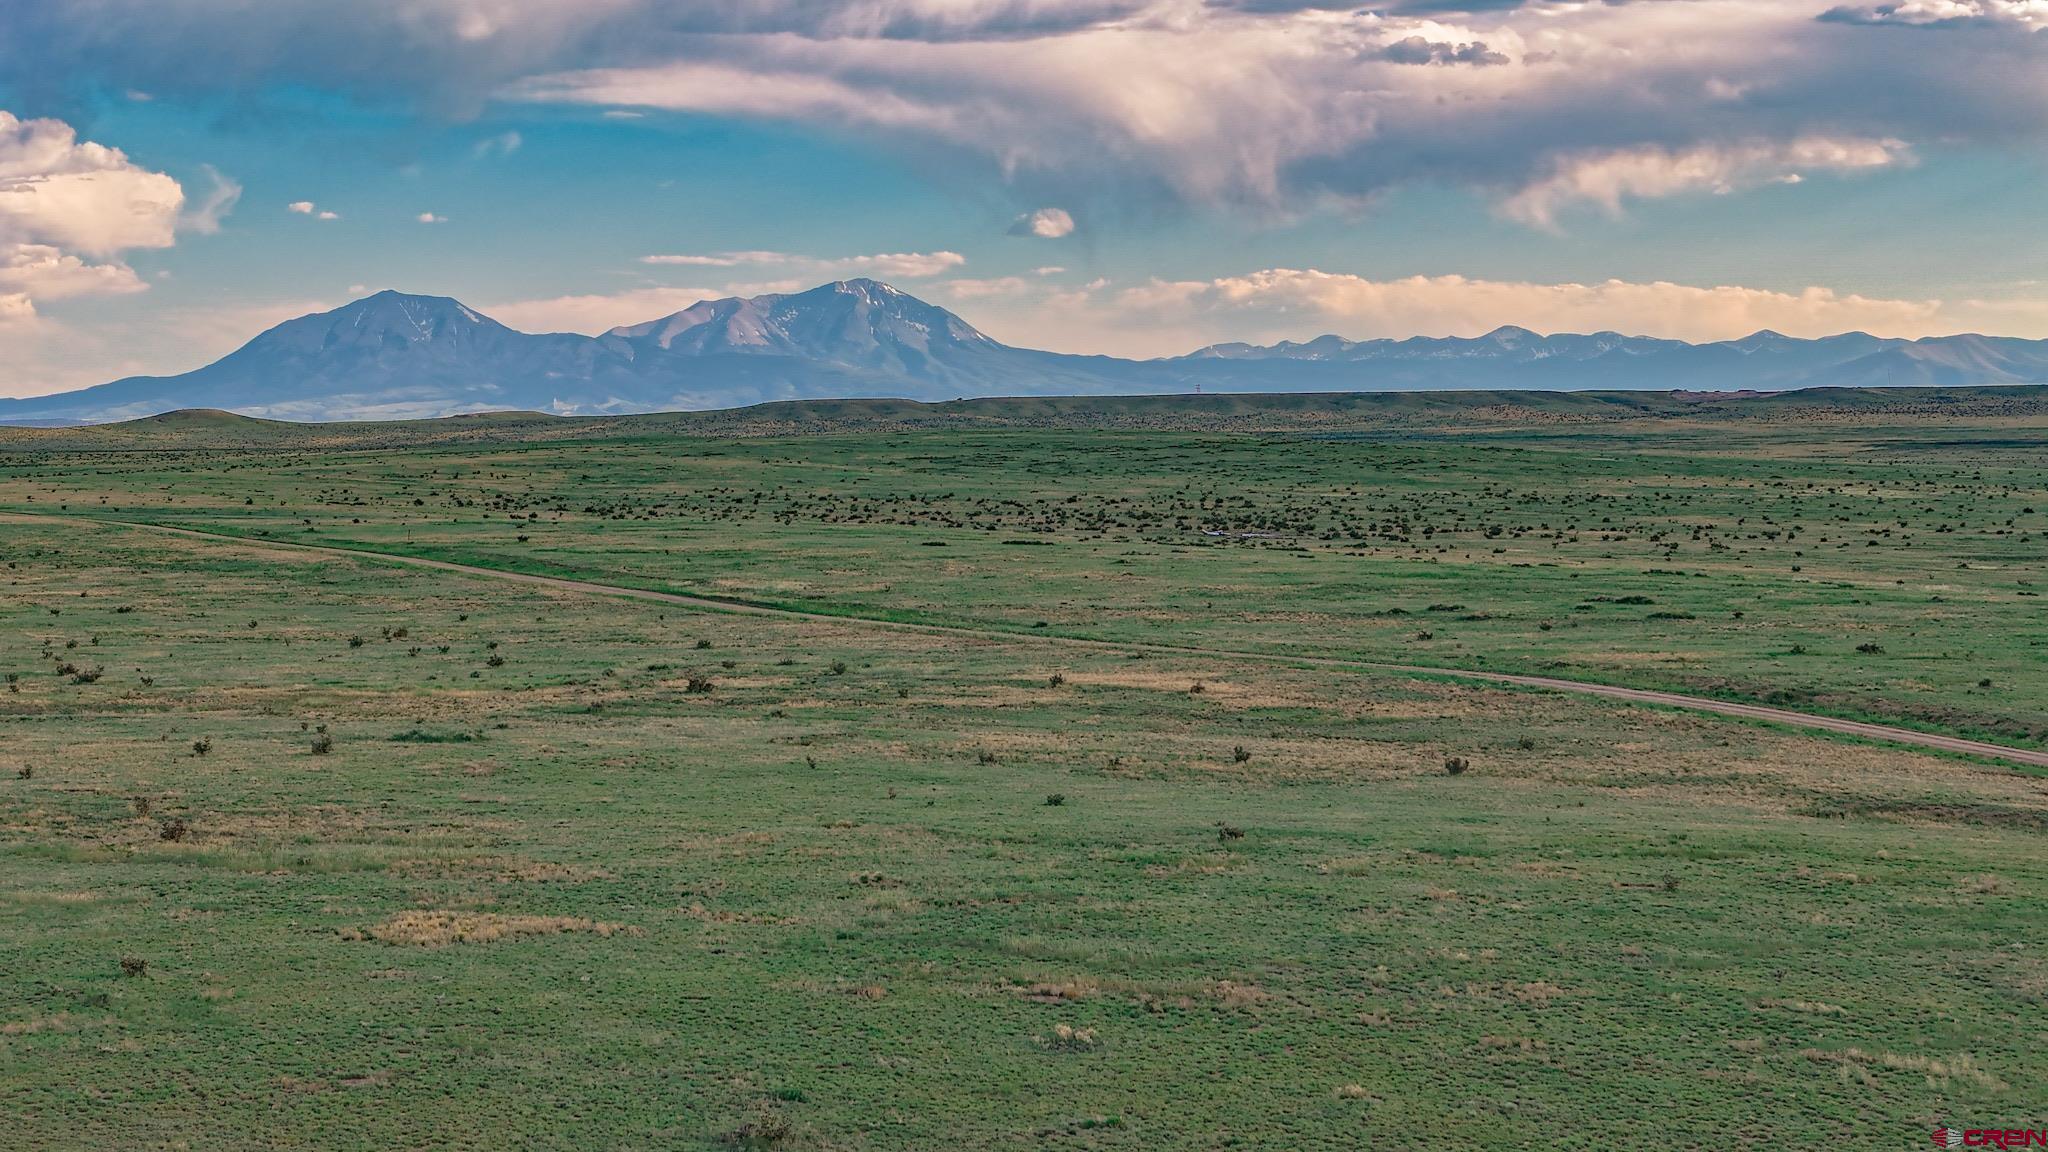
left=1053, top=669, right=1317, bottom=711
left=1801, top=1048, right=2006, bottom=1091
left=1017, top=979, right=1098, bottom=1002
left=1, top=1013, right=90, bottom=1036
left=343, top=910, right=641, bottom=947
left=1210, top=980, right=1269, bottom=1010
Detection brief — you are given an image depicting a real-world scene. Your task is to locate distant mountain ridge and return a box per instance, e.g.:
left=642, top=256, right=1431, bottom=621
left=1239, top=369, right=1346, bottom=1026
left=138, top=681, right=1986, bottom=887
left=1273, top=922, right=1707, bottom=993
left=6, top=279, right=2048, bottom=424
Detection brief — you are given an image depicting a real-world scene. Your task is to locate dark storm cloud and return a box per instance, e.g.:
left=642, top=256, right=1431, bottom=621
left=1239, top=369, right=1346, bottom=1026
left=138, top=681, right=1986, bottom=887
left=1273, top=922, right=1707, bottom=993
left=1376, top=36, right=1512, bottom=64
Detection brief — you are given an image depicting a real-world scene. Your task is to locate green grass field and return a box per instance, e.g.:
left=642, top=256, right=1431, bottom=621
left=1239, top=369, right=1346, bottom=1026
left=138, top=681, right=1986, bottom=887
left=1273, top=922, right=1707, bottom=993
left=2, top=395, right=2043, bottom=1148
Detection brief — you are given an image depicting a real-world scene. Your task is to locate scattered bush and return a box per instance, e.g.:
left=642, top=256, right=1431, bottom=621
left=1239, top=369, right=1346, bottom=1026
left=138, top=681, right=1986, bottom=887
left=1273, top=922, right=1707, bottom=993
left=1217, top=823, right=1245, bottom=841
left=685, top=676, right=714, bottom=694
left=1232, top=745, right=1251, bottom=764
left=1044, top=793, right=1066, bottom=807
left=1444, top=756, right=1470, bottom=776
left=1048, top=672, right=1066, bottom=688
left=119, top=956, right=148, bottom=977
left=190, top=738, right=211, bottom=757
left=310, top=732, right=334, bottom=755
left=389, top=728, right=483, bottom=744
left=1856, top=643, right=1885, bottom=654
left=158, top=816, right=189, bottom=842
left=1039, top=1023, right=1100, bottom=1052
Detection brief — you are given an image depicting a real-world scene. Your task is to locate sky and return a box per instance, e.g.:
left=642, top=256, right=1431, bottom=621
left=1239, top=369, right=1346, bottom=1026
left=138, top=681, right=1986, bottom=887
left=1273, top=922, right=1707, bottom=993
left=2, top=0, right=2046, bottom=398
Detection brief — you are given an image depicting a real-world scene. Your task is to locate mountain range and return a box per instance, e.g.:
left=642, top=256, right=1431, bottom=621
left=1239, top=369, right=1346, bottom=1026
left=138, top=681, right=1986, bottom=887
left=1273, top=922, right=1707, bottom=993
left=6, top=279, right=2048, bottom=424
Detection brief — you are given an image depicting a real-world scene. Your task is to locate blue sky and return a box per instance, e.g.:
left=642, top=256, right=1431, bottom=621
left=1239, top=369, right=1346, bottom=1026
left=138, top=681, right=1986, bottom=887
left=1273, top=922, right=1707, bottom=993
left=3, top=0, right=2046, bottom=397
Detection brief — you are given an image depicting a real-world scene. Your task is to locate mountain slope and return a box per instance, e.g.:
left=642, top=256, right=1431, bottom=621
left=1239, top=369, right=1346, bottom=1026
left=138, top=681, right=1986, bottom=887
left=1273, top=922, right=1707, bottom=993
left=604, top=279, right=1122, bottom=394
left=4, top=282, right=2047, bottom=424
left=6, top=291, right=654, bottom=423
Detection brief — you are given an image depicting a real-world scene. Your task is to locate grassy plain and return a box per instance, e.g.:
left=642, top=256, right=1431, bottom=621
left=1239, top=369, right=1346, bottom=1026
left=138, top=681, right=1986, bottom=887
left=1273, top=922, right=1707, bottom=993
left=1, top=395, right=2044, bottom=1148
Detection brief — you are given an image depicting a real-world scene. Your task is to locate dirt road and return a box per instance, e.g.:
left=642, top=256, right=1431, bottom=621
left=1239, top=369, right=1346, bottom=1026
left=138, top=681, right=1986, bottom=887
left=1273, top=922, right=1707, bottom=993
left=16, top=512, right=2048, bottom=771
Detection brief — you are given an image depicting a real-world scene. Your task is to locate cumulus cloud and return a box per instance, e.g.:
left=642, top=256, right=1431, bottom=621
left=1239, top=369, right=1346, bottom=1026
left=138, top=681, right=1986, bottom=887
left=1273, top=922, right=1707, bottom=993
left=0, top=244, right=150, bottom=303
left=1010, top=207, right=1076, bottom=237
left=0, top=110, right=185, bottom=256
left=290, top=200, right=342, bottom=220
left=638, top=249, right=966, bottom=278
left=0, top=110, right=218, bottom=321
left=417, top=212, right=447, bottom=223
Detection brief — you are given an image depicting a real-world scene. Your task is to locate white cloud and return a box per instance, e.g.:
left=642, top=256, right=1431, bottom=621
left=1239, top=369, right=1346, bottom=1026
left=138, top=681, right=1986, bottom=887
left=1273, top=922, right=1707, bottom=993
left=1111, top=269, right=1947, bottom=344
left=1822, top=0, right=2048, bottom=28
left=638, top=249, right=965, bottom=278
left=0, top=109, right=221, bottom=325
left=181, top=164, right=241, bottom=234
left=417, top=212, right=446, bottom=223
left=1011, top=207, right=1075, bottom=238
left=474, top=130, right=522, bottom=156
left=0, top=244, right=149, bottom=302
left=289, top=199, right=340, bottom=220
left=483, top=285, right=723, bottom=333
left=1501, top=137, right=1912, bottom=228
left=0, top=110, right=185, bottom=256
left=937, top=276, right=1037, bottom=298
left=641, top=250, right=796, bottom=267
